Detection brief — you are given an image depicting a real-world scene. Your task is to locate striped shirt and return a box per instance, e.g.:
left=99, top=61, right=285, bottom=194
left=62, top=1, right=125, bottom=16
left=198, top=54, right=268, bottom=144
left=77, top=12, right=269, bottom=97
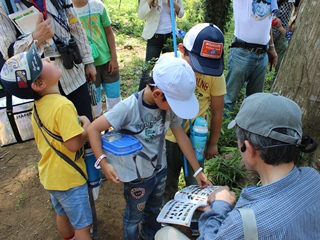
left=0, top=0, right=94, bottom=95
left=198, top=166, right=320, bottom=239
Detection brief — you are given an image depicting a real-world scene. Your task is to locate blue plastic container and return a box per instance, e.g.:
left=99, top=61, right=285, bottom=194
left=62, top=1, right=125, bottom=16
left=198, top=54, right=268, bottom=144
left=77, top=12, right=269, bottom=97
left=101, top=132, right=142, bottom=182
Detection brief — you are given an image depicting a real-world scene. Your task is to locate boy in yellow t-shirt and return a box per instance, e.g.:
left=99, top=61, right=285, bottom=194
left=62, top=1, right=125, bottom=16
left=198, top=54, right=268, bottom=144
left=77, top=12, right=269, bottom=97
left=0, top=42, right=92, bottom=240
left=163, top=23, right=226, bottom=205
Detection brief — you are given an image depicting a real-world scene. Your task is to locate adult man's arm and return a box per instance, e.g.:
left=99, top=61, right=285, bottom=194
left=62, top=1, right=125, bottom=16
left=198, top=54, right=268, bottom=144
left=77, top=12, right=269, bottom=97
left=268, top=28, right=278, bottom=68
left=198, top=186, right=236, bottom=239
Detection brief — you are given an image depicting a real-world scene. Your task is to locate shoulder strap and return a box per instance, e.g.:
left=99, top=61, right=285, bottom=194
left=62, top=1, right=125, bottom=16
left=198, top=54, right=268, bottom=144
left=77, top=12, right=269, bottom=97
left=2, top=0, right=17, bottom=14
left=6, top=92, right=23, bottom=142
left=237, top=208, right=258, bottom=240
left=33, top=105, right=63, bottom=142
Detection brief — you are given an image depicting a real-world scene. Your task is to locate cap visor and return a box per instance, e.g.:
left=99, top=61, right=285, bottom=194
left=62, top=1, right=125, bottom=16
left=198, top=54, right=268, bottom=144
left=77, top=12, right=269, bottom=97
left=227, top=120, right=236, bottom=129
left=189, top=52, right=224, bottom=77
left=166, top=94, right=199, bottom=119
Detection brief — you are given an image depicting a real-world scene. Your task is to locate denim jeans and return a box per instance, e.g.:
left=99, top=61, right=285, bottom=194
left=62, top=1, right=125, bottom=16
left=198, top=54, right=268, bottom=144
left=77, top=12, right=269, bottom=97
left=122, top=167, right=167, bottom=240
left=49, top=183, right=92, bottom=229
left=138, top=33, right=172, bottom=91
left=224, top=47, right=268, bottom=114
left=145, top=32, right=172, bottom=62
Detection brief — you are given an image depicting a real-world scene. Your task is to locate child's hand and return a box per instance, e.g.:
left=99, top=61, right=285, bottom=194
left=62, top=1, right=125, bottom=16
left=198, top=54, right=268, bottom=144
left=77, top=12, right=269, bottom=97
left=272, top=18, right=283, bottom=29
left=79, top=115, right=90, bottom=129
left=100, top=160, right=121, bottom=184
left=195, top=171, right=213, bottom=188
left=108, top=58, right=119, bottom=75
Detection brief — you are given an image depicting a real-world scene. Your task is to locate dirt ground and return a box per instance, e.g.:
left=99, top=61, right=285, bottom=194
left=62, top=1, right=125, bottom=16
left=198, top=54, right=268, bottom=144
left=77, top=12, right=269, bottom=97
left=0, top=139, right=197, bottom=240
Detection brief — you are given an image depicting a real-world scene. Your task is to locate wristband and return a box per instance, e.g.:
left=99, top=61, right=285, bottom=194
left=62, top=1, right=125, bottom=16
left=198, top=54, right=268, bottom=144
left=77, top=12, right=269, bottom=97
left=269, top=44, right=275, bottom=48
left=85, top=63, right=94, bottom=68
left=94, top=154, right=107, bottom=169
left=193, top=167, right=203, bottom=178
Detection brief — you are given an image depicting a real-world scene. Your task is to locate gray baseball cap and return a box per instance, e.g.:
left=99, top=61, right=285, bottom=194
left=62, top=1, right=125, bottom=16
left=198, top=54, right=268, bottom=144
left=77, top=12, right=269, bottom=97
left=228, top=92, right=302, bottom=145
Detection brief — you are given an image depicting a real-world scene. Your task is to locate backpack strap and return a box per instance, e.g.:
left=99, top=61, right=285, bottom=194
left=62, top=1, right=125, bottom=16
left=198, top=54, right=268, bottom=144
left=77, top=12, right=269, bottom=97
left=33, top=105, right=63, bottom=142
left=237, top=208, right=258, bottom=240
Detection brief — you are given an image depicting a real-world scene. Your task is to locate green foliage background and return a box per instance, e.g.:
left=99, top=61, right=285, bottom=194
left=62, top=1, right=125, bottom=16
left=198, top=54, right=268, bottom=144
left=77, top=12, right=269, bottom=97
left=102, top=0, right=318, bottom=198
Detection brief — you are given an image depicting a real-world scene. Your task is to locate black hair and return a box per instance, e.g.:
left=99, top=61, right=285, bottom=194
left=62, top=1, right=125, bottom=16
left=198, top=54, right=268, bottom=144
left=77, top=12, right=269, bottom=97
left=32, top=90, right=42, bottom=100
left=183, top=47, right=190, bottom=57
left=146, top=76, right=166, bottom=102
left=235, top=126, right=301, bottom=165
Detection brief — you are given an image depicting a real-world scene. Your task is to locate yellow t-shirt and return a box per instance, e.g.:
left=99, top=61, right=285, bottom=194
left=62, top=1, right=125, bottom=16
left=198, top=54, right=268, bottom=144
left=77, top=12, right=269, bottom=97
left=165, top=53, right=226, bottom=143
left=31, top=94, right=87, bottom=190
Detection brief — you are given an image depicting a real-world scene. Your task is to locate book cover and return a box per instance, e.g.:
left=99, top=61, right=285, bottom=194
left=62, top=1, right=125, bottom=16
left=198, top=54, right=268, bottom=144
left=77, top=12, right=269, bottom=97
left=9, top=7, right=40, bottom=35
left=157, top=185, right=219, bottom=227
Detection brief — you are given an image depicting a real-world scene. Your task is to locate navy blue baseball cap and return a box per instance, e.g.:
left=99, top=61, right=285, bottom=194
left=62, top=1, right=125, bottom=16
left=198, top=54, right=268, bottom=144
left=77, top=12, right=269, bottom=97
left=0, top=41, right=42, bottom=99
left=183, top=23, right=224, bottom=76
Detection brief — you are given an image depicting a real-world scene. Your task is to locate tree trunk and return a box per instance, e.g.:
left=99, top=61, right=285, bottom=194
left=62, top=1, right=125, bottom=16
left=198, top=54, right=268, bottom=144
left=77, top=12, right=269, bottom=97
left=272, top=0, right=320, bottom=168
left=202, top=0, right=232, bottom=33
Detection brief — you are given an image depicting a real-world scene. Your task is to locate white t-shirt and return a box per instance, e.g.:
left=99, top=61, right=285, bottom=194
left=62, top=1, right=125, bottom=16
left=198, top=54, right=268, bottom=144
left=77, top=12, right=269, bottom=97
left=234, top=0, right=273, bottom=45
left=156, top=4, right=172, bottom=34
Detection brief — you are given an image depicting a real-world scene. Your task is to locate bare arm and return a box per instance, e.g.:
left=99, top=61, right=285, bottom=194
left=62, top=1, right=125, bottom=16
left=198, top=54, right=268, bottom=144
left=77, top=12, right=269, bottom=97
left=104, top=26, right=119, bottom=75
left=172, top=126, right=212, bottom=188
left=64, top=116, right=90, bottom=152
left=87, top=115, right=121, bottom=183
left=268, top=27, right=278, bottom=67
left=206, top=95, right=224, bottom=159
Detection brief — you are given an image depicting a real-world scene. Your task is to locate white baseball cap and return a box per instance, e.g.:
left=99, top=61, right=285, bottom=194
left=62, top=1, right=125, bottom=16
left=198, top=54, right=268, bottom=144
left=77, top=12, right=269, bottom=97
left=152, top=55, right=199, bottom=119
left=183, top=23, right=224, bottom=76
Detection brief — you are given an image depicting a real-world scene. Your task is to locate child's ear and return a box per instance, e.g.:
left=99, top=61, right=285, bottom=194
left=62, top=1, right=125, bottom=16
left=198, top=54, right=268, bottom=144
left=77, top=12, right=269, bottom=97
left=31, top=80, right=46, bottom=92
left=151, top=88, right=163, bottom=99
left=178, top=43, right=185, bottom=54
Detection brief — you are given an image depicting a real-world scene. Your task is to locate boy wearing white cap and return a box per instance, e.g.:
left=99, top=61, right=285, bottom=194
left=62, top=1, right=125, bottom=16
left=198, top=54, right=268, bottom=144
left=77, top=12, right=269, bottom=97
left=164, top=23, right=226, bottom=207
left=156, top=92, right=320, bottom=239
left=0, top=42, right=92, bottom=240
left=87, top=54, right=211, bottom=240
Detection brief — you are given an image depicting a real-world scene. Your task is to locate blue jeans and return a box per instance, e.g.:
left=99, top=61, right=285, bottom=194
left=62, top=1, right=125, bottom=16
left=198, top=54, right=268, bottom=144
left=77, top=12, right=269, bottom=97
left=145, top=32, right=172, bottom=62
left=49, top=183, right=92, bottom=229
left=123, top=167, right=167, bottom=240
left=224, top=47, right=268, bottom=114
left=138, top=32, right=172, bottom=91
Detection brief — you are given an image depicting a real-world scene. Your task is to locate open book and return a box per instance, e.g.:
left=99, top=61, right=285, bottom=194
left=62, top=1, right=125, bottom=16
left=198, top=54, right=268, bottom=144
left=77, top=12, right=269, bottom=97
left=157, top=185, right=219, bottom=227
